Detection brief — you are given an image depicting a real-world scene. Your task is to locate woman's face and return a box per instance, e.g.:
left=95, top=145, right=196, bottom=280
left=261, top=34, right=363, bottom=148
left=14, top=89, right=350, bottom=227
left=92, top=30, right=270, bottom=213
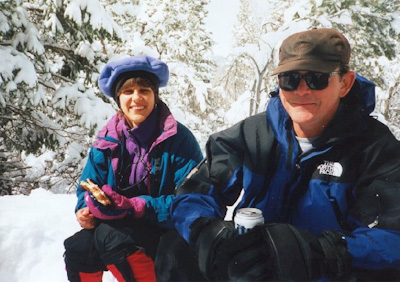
left=118, top=82, right=155, bottom=128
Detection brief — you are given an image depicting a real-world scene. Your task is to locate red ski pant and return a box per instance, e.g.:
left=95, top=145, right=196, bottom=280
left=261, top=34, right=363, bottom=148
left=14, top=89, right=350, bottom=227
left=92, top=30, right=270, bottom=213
left=64, top=221, right=161, bottom=282
left=74, top=250, right=155, bottom=282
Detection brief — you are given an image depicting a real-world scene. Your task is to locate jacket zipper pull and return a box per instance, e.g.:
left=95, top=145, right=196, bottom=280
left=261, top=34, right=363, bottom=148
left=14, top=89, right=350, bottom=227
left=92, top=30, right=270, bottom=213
left=368, top=193, right=380, bottom=228
left=368, top=216, right=379, bottom=228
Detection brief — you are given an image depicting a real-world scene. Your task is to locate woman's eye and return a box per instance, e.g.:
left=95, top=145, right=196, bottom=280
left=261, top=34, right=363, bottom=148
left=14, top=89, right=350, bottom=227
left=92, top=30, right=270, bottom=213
left=120, top=87, right=151, bottom=95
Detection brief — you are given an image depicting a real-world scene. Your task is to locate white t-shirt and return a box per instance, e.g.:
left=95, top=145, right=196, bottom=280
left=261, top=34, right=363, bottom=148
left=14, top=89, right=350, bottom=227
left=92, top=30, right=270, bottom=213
left=295, top=136, right=317, bottom=153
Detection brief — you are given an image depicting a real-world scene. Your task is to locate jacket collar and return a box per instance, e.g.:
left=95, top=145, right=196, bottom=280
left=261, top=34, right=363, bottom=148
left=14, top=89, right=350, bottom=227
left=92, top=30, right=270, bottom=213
left=267, top=83, right=371, bottom=150
left=93, top=100, right=177, bottom=151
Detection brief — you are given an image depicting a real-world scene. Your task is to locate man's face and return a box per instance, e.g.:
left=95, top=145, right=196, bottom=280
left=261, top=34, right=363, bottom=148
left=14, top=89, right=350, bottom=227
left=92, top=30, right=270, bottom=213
left=278, top=71, right=355, bottom=138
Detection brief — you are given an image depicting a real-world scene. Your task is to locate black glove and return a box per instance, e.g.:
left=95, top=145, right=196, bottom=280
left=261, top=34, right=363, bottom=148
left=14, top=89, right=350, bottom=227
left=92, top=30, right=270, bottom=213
left=190, top=220, right=351, bottom=281
left=260, top=223, right=351, bottom=281
left=189, top=217, right=236, bottom=281
left=189, top=217, right=272, bottom=281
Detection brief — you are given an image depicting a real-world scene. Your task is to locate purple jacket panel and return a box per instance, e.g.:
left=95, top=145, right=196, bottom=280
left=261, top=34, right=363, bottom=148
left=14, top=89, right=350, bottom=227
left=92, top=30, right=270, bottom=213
left=92, top=101, right=178, bottom=183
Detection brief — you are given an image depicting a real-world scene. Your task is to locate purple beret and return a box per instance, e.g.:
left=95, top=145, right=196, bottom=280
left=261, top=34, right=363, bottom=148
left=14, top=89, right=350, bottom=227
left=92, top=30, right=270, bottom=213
left=98, top=55, right=169, bottom=98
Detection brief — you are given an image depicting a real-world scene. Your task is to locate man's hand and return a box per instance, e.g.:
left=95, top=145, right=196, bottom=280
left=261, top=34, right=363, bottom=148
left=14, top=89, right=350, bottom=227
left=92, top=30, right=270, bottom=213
left=189, top=218, right=238, bottom=281
left=76, top=207, right=97, bottom=229
left=214, top=225, right=272, bottom=281
left=190, top=217, right=271, bottom=281
left=190, top=220, right=351, bottom=281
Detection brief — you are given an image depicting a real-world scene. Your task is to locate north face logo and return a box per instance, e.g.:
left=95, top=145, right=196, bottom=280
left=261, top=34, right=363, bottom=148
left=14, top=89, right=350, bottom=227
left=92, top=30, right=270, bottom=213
left=317, top=161, right=343, bottom=177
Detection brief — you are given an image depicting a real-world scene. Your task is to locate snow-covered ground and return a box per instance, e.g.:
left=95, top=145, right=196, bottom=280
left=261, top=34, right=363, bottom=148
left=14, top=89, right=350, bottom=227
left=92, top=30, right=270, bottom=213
left=0, top=188, right=237, bottom=282
left=0, top=189, right=117, bottom=282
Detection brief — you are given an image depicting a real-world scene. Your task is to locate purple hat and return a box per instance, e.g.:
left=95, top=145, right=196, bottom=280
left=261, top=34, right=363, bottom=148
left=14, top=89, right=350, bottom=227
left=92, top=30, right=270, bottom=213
left=98, top=55, right=169, bottom=98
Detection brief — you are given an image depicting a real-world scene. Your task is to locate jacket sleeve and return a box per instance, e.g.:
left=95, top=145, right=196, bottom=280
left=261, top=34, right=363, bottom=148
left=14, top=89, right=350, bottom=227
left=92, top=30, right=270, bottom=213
left=171, top=125, right=247, bottom=241
left=344, top=228, right=400, bottom=270
left=344, top=120, right=400, bottom=270
left=75, top=147, right=111, bottom=212
left=172, top=114, right=272, bottom=241
left=140, top=124, right=204, bottom=228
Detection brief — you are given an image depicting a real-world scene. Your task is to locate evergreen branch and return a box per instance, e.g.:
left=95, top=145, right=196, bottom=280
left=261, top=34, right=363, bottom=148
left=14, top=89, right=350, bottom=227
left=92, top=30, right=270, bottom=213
left=0, top=177, right=38, bottom=183
left=44, top=43, right=75, bottom=54
left=37, top=78, right=57, bottom=90
left=48, top=72, right=75, bottom=83
left=6, top=105, right=87, bottom=138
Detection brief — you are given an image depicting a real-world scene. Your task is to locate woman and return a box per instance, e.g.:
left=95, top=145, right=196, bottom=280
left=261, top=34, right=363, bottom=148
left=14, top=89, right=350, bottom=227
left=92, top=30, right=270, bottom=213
left=64, top=55, right=203, bottom=282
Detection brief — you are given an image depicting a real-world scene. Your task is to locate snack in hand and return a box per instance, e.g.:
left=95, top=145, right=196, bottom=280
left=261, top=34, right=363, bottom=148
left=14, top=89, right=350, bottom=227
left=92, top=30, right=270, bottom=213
left=80, top=179, right=112, bottom=206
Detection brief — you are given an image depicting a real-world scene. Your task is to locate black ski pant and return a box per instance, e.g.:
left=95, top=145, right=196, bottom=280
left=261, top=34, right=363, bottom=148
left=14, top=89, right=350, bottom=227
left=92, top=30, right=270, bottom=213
left=155, top=229, right=206, bottom=282
left=64, top=219, right=163, bottom=282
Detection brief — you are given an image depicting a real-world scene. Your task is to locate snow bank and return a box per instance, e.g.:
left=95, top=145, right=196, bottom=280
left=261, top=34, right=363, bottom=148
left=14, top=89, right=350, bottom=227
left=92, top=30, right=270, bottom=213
left=0, top=189, right=117, bottom=281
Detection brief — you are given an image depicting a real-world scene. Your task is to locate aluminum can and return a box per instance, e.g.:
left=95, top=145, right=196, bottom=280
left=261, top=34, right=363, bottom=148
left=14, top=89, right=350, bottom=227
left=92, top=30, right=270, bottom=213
left=234, top=208, right=264, bottom=234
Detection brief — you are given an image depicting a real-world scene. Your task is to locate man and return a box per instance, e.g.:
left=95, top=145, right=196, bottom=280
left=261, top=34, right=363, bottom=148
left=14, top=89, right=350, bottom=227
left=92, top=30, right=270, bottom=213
left=161, top=28, right=400, bottom=281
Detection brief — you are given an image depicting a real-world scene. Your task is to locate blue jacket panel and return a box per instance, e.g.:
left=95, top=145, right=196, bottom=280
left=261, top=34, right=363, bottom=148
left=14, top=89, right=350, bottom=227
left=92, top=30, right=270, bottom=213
left=171, top=75, right=400, bottom=271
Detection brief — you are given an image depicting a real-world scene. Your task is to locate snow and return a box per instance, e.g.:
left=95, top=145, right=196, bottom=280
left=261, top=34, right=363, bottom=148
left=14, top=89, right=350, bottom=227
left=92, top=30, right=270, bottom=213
left=0, top=46, right=37, bottom=90
left=225, top=90, right=252, bottom=125
left=0, top=189, right=85, bottom=282
left=64, top=0, right=123, bottom=38
left=0, top=189, right=132, bottom=281
left=392, top=12, right=400, bottom=33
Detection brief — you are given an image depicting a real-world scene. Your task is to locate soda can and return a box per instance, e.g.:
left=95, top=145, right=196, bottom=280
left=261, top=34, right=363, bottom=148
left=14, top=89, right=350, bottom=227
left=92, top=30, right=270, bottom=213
left=234, top=208, right=264, bottom=234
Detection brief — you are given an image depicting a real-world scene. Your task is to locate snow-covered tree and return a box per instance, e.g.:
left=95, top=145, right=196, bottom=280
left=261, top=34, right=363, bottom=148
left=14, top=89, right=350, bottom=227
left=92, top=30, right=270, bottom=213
left=287, top=0, right=400, bottom=89
left=215, top=0, right=288, bottom=119
left=109, top=0, right=220, bottom=140
left=0, top=0, right=218, bottom=194
left=0, top=0, right=121, bottom=194
left=2, top=0, right=400, bottom=195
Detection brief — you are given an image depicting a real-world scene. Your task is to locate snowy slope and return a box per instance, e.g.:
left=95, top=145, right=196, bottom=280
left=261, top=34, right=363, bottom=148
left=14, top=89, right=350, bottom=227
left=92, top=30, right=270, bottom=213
left=0, top=189, right=118, bottom=282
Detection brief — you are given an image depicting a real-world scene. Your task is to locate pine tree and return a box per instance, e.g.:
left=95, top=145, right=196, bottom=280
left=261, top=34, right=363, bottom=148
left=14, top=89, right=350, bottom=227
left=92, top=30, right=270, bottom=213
left=0, top=0, right=218, bottom=194
left=108, top=0, right=220, bottom=142
left=0, top=0, right=121, bottom=194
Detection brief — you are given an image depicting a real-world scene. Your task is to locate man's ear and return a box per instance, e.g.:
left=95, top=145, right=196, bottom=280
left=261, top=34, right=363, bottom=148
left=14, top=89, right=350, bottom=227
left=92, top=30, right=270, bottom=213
left=339, top=71, right=356, bottom=98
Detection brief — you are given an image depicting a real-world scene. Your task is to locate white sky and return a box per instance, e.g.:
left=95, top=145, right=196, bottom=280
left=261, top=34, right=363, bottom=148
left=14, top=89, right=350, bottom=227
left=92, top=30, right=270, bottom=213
left=205, top=0, right=240, bottom=56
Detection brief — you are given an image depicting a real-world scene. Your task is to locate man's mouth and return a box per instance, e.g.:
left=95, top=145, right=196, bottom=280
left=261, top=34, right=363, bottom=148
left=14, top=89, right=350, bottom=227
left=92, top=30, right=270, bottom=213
left=290, top=101, right=316, bottom=107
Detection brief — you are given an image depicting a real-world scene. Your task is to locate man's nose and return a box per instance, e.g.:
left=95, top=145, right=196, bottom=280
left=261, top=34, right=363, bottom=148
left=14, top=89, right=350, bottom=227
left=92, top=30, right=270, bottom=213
left=295, top=78, right=311, bottom=95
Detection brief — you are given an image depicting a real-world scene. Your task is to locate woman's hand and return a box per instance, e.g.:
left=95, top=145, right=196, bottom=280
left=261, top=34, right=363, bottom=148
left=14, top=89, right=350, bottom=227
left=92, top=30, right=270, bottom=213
left=103, top=185, right=146, bottom=219
left=76, top=207, right=97, bottom=229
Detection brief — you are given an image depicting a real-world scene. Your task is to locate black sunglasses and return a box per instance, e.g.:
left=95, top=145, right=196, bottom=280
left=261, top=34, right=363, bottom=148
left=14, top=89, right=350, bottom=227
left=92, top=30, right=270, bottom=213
left=278, top=71, right=340, bottom=91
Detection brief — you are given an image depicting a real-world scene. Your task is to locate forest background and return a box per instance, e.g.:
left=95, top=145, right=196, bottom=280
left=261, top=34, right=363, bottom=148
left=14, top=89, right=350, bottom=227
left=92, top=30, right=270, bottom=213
left=1, top=0, right=400, bottom=195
